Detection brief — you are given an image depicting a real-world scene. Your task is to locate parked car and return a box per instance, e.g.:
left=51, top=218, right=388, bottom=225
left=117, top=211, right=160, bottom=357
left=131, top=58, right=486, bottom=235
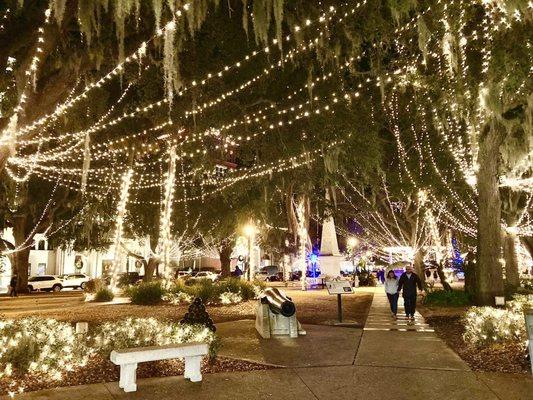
left=27, top=275, right=63, bottom=292
left=289, top=270, right=302, bottom=281
left=190, top=271, right=219, bottom=282
left=266, top=272, right=284, bottom=282
left=176, top=270, right=192, bottom=279
left=103, top=272, right=142, bottom=286
left=254, top=271, right=270, bottom=281
left=59, top=273, right=90, bottom=289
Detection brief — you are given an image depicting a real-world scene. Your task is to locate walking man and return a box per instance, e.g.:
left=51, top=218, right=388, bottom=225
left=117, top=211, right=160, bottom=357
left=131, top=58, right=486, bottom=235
left=9, top=274, right=18, bottom=297
left=398, top=264, right=422, bottom=321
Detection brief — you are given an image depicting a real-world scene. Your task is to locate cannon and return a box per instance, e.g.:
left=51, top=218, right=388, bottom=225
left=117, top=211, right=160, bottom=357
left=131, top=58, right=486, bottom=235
left=255, top=288, right=306, bottom=338
left=261, top=287, right=296, bottom=317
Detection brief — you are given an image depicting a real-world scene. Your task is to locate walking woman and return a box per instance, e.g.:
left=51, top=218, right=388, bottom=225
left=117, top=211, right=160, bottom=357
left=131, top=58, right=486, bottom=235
left=384, top=270, right=399, bottom=318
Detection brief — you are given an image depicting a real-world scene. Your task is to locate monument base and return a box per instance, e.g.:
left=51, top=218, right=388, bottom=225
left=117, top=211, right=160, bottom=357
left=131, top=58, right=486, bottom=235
left=319, top=255, right=344, bottom=278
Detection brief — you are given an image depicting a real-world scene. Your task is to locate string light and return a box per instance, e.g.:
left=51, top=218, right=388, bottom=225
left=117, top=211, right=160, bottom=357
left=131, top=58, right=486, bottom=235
left=109, top=168, right=133, bottom=289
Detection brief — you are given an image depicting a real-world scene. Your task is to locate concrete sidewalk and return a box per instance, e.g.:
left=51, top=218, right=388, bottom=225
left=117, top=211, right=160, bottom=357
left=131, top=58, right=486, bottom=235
left=3, top=288, right=532, bottom=400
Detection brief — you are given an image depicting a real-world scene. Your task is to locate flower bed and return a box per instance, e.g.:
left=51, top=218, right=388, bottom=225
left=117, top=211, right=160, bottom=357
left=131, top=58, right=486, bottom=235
left=0, top=317, right=220, bottom=396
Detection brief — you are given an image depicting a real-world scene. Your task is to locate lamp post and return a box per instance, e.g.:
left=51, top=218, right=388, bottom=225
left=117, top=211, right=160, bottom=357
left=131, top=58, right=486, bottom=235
left=244, top=224, right=256, bottom=281
left=347, top=237, right=358, bottom=271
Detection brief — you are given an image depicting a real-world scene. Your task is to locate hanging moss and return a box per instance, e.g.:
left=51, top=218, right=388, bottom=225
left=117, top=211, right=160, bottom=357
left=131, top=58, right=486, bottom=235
left=250, top=0, right=284, bottom=48
left=252, top=0, right=270, bottom=46
left=78, top=0, right=109, bottom=45
left=241, top=0, right=249, bottom=38
left=51, top=0, right=67, bottom=25
left=152, top=0, right=163, bottom=30
left=272, top=0, right=283, bottom=50
left=186, top=0, right=210, bottom=36
left=388, top=0, right=418, bottom=24
left=417, top=17, right=430, bottom=65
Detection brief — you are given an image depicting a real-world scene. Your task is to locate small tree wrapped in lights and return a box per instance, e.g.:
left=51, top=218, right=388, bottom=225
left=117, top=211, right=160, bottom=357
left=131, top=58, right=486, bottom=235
left=180, top=297, right=216, bottom=332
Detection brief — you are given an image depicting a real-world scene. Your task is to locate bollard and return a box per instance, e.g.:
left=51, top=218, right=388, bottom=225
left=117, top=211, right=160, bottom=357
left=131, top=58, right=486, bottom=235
left=76, top=321, right=89, bottom=334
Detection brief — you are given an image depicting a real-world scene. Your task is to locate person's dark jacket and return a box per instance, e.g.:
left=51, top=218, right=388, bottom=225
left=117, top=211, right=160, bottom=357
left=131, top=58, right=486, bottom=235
left=10, top=276, right=17, bottom=287
left=397, top=272, right=422, bottom=297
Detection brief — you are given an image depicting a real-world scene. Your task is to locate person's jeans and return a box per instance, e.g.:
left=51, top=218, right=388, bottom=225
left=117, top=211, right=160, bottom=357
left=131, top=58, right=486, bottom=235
left=403, top=295, right=417, bottom=316
left=386, top=293, right=399, bottom=315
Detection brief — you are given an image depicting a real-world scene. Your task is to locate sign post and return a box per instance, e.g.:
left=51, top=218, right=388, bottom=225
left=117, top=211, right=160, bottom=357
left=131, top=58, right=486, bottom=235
left=337, top=294, right=343, bottom=322
left=526, top=308, right=533, bottom=375
left=326, top=279, right=354, bottom=324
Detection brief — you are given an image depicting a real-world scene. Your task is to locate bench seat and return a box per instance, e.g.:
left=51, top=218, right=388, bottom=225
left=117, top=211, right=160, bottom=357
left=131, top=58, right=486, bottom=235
left=110, top=342, right=208, bottom=392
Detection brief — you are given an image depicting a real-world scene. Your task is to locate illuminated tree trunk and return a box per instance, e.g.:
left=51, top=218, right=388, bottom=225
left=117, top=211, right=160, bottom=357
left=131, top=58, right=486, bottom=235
left=143, top=257, right=160, bottom=282
left=502, top=229, right=520, bottom=292
left=13, top=214, right=31, bottom=293
left=413, top=249, right=426, bottom=286
left=219, top=239, right=233, bottom=278
left=475, top=124, right=505, bottom=305
left=522, top=237, right=533, bottom=264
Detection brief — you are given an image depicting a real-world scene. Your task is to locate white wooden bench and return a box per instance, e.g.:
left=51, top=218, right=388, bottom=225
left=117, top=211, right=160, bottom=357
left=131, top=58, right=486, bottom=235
left=110, top=342, right=208, bottom=392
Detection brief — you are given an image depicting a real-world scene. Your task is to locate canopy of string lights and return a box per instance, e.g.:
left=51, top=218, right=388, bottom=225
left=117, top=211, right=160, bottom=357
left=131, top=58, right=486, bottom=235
left=0, top=0, right=530, bottom=305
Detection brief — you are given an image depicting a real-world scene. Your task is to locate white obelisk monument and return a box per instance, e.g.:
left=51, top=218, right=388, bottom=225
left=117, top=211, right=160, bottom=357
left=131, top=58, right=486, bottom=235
left=319, top=215, right=343, bottom=277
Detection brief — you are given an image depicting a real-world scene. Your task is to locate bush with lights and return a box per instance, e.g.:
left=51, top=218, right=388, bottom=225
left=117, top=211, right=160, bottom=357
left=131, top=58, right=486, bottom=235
left=462, top=295, right=532, bottom=347
left=94, top=317, right=219, bottom=359
left=0, top=318, right=93, bottom=395
left=1, top=316, right=221, bottom=394
left=93, top=287, right=115, bottom=302
left=165, top=277, right=263, bottom=305
left=127, top=281, right=166, bottom=305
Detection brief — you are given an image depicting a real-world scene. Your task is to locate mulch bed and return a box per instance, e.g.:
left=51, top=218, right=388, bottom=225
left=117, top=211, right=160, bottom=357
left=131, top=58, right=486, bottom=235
left=1, top=290, right=374, bottom=326
left=0, top=355, right=275, bottom=396
left=425, top=314, right=530, bottom=374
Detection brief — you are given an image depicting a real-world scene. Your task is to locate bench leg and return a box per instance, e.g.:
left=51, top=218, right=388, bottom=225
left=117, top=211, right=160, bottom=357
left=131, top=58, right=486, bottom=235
left=184, top=356, right=203, bottom=382
left=119, top=363, right=138, bottom=392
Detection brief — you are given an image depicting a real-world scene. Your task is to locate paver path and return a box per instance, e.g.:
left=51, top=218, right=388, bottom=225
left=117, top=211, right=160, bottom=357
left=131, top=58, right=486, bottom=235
left=364, top=289, right=434, bottom=332
left=3, top=287, right=533, bottom=400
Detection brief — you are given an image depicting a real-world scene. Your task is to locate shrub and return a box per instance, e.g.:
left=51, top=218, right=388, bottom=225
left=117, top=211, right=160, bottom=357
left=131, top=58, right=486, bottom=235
left=0, top=318, right=92, bottom=385
left=219, top=291, right=243, bottom=304
left=128, top=281, right=166, bottom=305
left=520, top=278, right=533, bottom=291
left=506, top=294, right=533, bottom=313
left=163, top=291, right=193, bottom=305
left=463, top=307, right=526, bottom=347
left=84, top=278, right=105, bottom=293
left=168, top=277, right=262, bottom=304
left=188, top=279, right=220, bottom=304
left=94, top=317, right=219, bottom=358
left=423, top=289, right=471, bottom=307
left=94, top=287, right=114, bottom=302
left=218, top=278, right=258, bottom=301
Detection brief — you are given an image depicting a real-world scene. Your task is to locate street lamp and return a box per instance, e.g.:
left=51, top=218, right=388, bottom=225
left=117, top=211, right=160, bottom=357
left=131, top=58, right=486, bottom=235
left=347, top=237, right=358, bottom=248
left=347, top=237, right=359, bottom=273
left=243, top=224, right=256, bottom=281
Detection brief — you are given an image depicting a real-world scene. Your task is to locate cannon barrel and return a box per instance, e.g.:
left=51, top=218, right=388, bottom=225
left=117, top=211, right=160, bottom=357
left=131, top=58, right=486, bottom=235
left=261, top=287, right=296, bottom=317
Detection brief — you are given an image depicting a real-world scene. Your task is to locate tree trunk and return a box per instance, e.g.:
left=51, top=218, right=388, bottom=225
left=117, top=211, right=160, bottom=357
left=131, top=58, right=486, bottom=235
left=502, top=229, right=520, bottom=293
left=219, top=241, right=233, bottom=278
left=143, top=257, right=159, bottom=282
left=520, top=236, right=533, bottom=271
left=436, top=261, right=453, bottom=291
left=475, top=124, right=505, bottom=305
left=13, top=214, right=31, bottom=293
left=464, top=251, right=477, bottom=297
left=413, top=249, right=426, bottom=286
